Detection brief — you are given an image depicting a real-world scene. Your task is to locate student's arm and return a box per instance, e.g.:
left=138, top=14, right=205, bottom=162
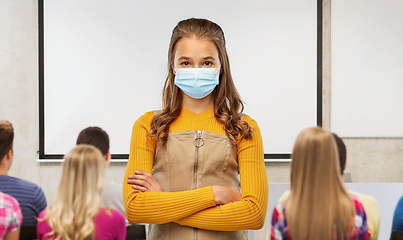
left=3, top=227, right=20, bottom=240
left=32, top=185, right=47, bottom=216
left=123, top=112, right=217, bottom=224
left=5, top=196, right=23, bottom=240
left=174, top=116, right=269, bottom=231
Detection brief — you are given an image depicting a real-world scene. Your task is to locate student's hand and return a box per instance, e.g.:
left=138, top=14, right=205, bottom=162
left=211, top=186, right=242, bottom=205
left=127, top=171, right=164, bottom=192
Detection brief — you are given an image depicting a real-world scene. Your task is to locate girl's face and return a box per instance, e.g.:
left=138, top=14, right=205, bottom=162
left=173, top=37, right=221, bottom=69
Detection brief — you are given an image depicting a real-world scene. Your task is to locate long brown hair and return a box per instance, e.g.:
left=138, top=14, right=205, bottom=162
left=149, top=18, right=252, bottom=146
left=286, top=127, right=355, bottom=240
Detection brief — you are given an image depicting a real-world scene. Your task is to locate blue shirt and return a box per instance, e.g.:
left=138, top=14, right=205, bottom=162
left=392, top=196, right=403, bottom=232
left=0, top=175, right=47, bottom=226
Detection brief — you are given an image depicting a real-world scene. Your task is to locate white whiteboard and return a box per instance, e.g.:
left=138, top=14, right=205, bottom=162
left=331, top=0, right=403, bottom=137
left=43, top=0, right=317, bottom=157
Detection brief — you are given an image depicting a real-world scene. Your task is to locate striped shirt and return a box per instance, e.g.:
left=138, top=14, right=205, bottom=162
left=270, top=195, right=369, bottom=240
left=0, top=175, right=47, bottom=226
left=0, top=192, right=23, bottom=238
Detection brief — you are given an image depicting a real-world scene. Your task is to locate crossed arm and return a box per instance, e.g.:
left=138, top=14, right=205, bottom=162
left=123, top=112, right=268, bottom=231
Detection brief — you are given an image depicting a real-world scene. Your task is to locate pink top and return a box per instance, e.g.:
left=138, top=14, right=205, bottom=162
left=37, top=208, right=126, bottom=240
left=0, top=192, right=23, bottom=238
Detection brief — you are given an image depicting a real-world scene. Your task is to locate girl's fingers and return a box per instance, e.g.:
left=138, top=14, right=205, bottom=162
left=128, top=171, right=151, bottom=180
left=128, top=175, right=149, bottom=183
left=128, top=179, right=150, bottom=188
left=132, top=184, right=149, bottom=192
left=128, top=171, right=163, bottom=192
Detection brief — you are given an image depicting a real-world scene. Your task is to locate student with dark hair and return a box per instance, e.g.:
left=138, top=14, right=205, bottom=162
left=272, top=133, right=380, bottom=240
left=0, top=120, right=47, bottom=226
left=332, top=133, right=380, bottom=240
left=77, top=127, right=110, bottom=156
left=76, top=126, right=127, bottom=221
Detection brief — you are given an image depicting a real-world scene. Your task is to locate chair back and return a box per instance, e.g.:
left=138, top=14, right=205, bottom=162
left=20, top=225, right=37, bottom=240
left=126, top=224, right=146, bottom=240
left=392, top=231, right=403, bottom=240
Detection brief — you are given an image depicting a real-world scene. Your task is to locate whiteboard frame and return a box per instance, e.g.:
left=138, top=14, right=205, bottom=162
left=38, top=0, right=323, bottom=161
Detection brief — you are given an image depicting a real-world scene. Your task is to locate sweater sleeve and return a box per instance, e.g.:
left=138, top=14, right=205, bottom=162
left=174, top=116, right=269, bottom=231
left=123, top=112, right=217, bottom=224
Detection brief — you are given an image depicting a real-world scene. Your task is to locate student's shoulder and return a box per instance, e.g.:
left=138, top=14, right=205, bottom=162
left=0, top=192, right=19, bottom=209
left=98, top=208, right=126, bottom=225
left=349, top=194, right=367, bottom=216
left=278, top=190, right=291, bottom=203
left=38, top=208, right=47, bottom=219
left=4, top=176, right=43, bottom=192
left=241, top=114, right=259, bottom=128
left=133, top=110, right=160, bottom=126
left=348, top=190, right=379, bottom=208
left=99, top=208, right=125, bottom=218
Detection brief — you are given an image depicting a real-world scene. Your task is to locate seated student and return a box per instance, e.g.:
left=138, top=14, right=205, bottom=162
left=37, top=145, right=126, bottom=240
left=273, top=133, right=381, bottom=240
left=0, top=120, right=47, bottom=226
left=0, top=192, right=23, bottom=240
left=391, top=196, right=403, bottom=234
left=76, top=126, right=127, bottom=221
left=269, top=127, right=369, bottom=240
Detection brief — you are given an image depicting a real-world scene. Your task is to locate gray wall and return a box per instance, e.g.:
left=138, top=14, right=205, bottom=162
left=1, top=0, right=402, bottom=206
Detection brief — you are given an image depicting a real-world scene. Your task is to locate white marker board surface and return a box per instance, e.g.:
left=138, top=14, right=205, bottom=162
left=331, top=0, right=403, bottom=137
left=42, top=0, right=317, bottom=157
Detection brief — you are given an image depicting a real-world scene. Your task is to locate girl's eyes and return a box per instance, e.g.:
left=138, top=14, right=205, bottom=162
left=179, top=61, right=214, bottom=67
left=203, top=61, right=213, bottom=67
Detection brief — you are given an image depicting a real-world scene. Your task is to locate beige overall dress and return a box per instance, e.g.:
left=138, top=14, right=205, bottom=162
left=148, top=112, right=247, bottom=240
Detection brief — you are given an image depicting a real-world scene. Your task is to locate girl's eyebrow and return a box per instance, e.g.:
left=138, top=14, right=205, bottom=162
left=178, top=56, right=191, bottom=61
left=203, top=56, right=216, bottom=61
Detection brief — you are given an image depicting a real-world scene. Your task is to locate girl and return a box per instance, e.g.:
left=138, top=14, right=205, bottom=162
left=37, top=145, right=126, bottom=240
left=0, top=192, right=22, bottom=240
left=270, top=127, right=369, bottom=240
left=123, top=18, right=268, bottom=240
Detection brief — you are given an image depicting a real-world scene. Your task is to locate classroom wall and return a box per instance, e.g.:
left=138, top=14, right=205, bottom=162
left=1, top=0, right=402, bottom=205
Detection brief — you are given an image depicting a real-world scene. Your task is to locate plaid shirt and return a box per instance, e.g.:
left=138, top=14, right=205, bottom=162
left=0, top=192, right=23, bottom=238
left=270, top=195, right=369, bottom=240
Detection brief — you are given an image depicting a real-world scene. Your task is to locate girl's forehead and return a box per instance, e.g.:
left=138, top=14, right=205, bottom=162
left=175, top=37, right=219, bottom=59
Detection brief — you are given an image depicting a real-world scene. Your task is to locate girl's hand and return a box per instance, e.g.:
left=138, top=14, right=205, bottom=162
left=211, top=186, right=242, bottom=205
left=127, top=171, right=164, bottom=192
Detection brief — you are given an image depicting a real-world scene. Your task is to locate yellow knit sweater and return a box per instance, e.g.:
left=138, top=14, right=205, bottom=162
left=123, top=106, right=268, bottom=231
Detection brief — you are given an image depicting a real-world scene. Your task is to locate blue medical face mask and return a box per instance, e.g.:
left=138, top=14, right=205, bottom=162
left=174, top=67, right=220, bottom=99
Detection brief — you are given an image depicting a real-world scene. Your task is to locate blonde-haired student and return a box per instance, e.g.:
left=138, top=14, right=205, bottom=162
left=37, top=145, right=126, bottom=240
left=269, top=127, right=369, bottom=240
